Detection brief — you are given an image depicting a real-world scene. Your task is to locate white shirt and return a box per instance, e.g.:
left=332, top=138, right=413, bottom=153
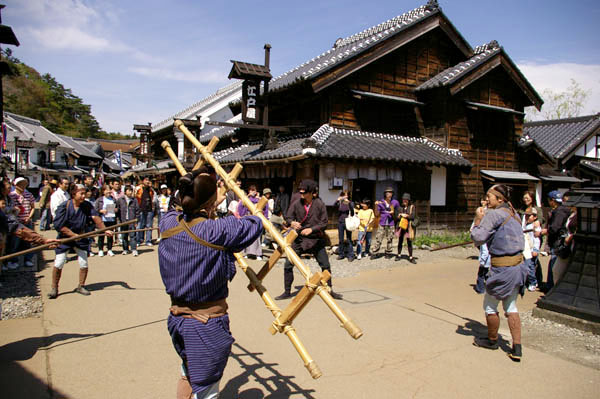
left=50, top=188, right=70, bottom=218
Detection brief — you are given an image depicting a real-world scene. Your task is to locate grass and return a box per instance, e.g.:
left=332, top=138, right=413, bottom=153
left=413, top=231, right=471, bottom=248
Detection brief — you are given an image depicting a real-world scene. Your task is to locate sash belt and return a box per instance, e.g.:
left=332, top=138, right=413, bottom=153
left=170, top=298, right=228, bottom=323
left=490, top=254, right=523, bottom=267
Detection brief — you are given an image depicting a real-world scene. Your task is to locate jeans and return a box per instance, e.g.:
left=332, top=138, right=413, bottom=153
left=526, top=256, right=538, bottom=287
left=337, top=221, right=354, bottom=259
left=122, top=230, right=137, bottom=251
left=356, top=230, right=372, bottom=255
left=39, top=208, right=52, bottom=231
left=137, top=211, right=154, bottom=244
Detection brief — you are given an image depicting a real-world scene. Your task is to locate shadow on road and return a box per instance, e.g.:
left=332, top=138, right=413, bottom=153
left=0, top=333, right=95, bottom=399
left=85, top=281, right=134, bottom=291
left=221, top=343, right=317, bottom=399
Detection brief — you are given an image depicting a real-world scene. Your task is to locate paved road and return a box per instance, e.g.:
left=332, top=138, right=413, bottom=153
left=1, top=242, right=598, bottom=398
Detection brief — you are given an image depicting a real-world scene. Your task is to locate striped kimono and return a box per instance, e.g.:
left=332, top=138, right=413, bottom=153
left=158, top=209, right=263, bottom=396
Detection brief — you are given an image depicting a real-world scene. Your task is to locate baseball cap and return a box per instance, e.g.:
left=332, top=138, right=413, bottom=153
left=298, top=179, right=317, bottom=194
left=547, top=190, right=563, bottom=203
left=160, top=184, right=168, bottom=189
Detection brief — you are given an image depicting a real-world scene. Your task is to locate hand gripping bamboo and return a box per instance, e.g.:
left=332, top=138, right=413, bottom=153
left=161, top=139, right=322, bottom=379
left=174, top=119, right=363, bottom=340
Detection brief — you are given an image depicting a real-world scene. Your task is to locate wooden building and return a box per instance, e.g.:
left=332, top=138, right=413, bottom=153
left=150, top=0, right=544, bottom=230
left=521, top=113, right=600, bottom=188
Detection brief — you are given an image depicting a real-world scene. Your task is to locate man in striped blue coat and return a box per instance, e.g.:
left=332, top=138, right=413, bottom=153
left=158, top=170, right=263, bottom=399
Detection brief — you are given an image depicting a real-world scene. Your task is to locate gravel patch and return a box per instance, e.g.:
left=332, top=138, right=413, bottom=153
left=522, top=310, right=600, bottom=369
left=0, top=271, right=43, bottom=320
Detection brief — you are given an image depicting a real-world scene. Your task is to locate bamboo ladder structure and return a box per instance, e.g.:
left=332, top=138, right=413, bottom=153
left=160, top=120, right=363, bottom=379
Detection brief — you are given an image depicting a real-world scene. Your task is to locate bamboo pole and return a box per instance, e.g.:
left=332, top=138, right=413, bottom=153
left=162, top=144, right=322, bottom=379
left=193, top=136, right=219, bottom=171
left=235, top=253, right=322, bottom=379
left=161, top=141, right=187, bottom=176
left=175, top=119, right=363, bottom=339
left=0, top=218, right=138, bottom=262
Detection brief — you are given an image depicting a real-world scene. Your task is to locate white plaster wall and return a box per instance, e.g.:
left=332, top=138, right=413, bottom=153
left=430, top=166, right=447, bottom=206
left=319, top=167, right=346, bottom=206
left=575, top=135, right=599, bottom=158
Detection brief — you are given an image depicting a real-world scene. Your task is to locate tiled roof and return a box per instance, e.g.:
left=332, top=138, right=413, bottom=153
left=270, top=1, right=443, bottom=91
left=214, top=135, right=309, bottom=164
left=580, top=160, right=600, bottom=174
left=523, top=114, right=600, bottom=160
left=3, top=112, right=73, bottom=153
left=416, top=40, right=501, bottom=91
left=312, top=125, right=470, bottom=166
left=152, top=81, right=242, bottom=132
left=199, top=114, right=242, bottom=144
left=55, top=135, right=102, bottom=159
left=214, top=124, right=470, bottom=167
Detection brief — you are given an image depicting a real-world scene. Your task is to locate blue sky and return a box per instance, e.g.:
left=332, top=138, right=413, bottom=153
left=4, top=0, right=600, bottom=134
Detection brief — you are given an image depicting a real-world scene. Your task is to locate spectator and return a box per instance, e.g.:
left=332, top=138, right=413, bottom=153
left=335, top=191, right=355, bottom=262
left=95, top=184, right=117, bottom=257
left=371, top=187, right=399, bottom=259
left=237, top=185, right=267, bottom=261
left=472, top=197, right=490, bottom=294
left=523, top=207, right=542, bottom=291
left=7, top=177, right=36, bottom=268
left=136, top=176, right=155, bottom=246
left=356, top=199, right=375, bottom=259
left=541, top=191, right=571, bottom=292
left=117, top=185, right=140, bottom=256
left=83, top=174, right=99, bottom=201
left=225, top=178, right=242, bottom=214
left=273, top=185, right=290, bottom=217
left=156, top=184, right=170, bottom=241
left=395, top=193, right=416, bottom=264
left=38, top=179, right=56, bottom=231
left=215, top=180, right=228, bottom=218
left=50, top=178, right=70, bottom=219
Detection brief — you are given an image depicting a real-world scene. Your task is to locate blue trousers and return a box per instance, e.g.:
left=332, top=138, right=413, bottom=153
left=137, top=211, right=154, bottom=244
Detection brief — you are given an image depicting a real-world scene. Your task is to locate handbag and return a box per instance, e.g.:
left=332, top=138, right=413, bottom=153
left=399, top=217, right=409, bottom=230
left=410, top=205, right=420, bottom=228
left=345, top=214, right=360, bottom=231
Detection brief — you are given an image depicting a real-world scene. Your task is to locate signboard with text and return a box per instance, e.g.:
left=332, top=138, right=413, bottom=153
left=242, top=80, right=261, bottom=123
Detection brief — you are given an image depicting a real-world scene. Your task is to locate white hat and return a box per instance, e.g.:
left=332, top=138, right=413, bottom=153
left=14, top=177, right=28, bottom=186
left=160, top=184, right=168, bottom=189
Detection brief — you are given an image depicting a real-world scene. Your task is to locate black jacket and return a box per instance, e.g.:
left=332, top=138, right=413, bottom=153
left=547, top=205, right=571, bottom=249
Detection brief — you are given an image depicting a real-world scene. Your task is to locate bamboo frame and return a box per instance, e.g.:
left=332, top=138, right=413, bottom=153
left=162, top=143, right=322, bottom=379
left=174, top=119, right=363, bottom=340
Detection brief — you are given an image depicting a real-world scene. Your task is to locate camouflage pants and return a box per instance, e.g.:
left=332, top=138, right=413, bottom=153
left=371, top=226, right=395, bottom=254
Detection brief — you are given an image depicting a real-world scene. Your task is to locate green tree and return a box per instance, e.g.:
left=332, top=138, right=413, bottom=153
left=526, top=79, right=592, bottom=121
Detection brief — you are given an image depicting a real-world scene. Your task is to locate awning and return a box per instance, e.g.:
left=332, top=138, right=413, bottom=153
left=539, top=175, right=586, bottom=183
left=465, top=101, right=525, bottom=116
left=481, top=170, right=539, bottom=181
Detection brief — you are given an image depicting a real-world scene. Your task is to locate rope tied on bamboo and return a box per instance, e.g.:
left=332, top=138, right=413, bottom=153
left=272, top=318, right=292, bottom=333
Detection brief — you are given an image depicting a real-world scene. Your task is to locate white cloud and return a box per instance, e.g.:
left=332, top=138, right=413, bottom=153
left=518, top=62, right=600, bottom=119
left=12, top=0, right=153, bottom=60
left=128, top=67, right=227, bottom=84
